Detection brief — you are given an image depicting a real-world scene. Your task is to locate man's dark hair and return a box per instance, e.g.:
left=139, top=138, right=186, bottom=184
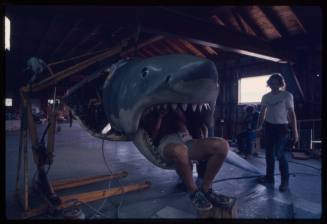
left=267, top=73, right=286, bottom=88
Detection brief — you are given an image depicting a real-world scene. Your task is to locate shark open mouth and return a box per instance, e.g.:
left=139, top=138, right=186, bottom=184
left=135, top=101, right=213, bottom=167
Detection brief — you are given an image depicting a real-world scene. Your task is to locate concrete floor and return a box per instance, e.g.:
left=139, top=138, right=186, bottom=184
left=6, top=122, right=322, bottom=219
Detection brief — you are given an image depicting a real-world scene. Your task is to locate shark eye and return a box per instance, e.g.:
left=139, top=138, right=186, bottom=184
left=141, top=67, right=149, bottom=78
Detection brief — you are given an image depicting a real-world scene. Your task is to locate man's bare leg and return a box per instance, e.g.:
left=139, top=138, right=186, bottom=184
left=163, top=143, right=197, bottom=193
left=188, top=138, right=229, bottom=192
left=163, top=142, right=214, bottom=211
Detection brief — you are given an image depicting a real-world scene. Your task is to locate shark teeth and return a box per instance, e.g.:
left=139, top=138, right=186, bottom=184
left=145, top=102, right=211, bottom=115
left=181, top=104, right=188, bottom=111
left=192, top=104, right=197, bottom=112
left=199, top=104, right=203, bottom=112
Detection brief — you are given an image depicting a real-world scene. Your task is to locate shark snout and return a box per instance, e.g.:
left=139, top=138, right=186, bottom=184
left=166, top=59, right=218, bottom=85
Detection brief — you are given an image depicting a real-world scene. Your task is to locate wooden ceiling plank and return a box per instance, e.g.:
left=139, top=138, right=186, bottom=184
left=177, top=39, right=206, bottom=58
left=63, top=24, right=103, bottom=59
left=147, top=45, right=164, bottom=56
left=35, top=17, right=58, bottom=57
left=49, top=19, right=84, bottom=61
left=204, top=46, right=218, bottom=55
left=120, top=36, right=164, bottom=57
left=211, top=15, right=225, bottom=26
left=236, top=8, right=267, bottom=39
left=259, top=6, right=289, bottom=37
left=288, top=6, right=307, bottom=33
left=141, top=48, right=155, bottom=57
left=231, top=10, right=247, bottom=34
left=141, top=7, right=293, bottom=62
left=164, top=39, right=186, bottom=54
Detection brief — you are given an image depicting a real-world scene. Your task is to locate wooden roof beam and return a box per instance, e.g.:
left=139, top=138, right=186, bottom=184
left=177, top=39, right=206, bottom=58
left=49, top=19, right=83, bottom=61
left=231, top=11, right=247, bottom=34
left=203, top=46, right=218, bottom=56
left=164, top=39, right=187, bottom=54
left=141, top=7, right=292, bottom=63
left=236, top=8, right=267, bottom=39
left=259, top=6, right=289, bottom=37
left=120, top=36, right=164, bottom=57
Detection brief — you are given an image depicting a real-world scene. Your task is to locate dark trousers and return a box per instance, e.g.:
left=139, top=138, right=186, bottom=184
left=237, top=131, right=254, bottom=155
left=264, top=122, right=290, bottom=181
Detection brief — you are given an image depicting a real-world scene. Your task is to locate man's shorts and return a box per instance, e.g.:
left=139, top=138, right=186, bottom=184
left=158, top=132, right=194, bottom=160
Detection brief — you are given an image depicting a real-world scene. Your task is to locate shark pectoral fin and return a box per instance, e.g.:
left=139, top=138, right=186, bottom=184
left=225, top=150, right=264, bottom=175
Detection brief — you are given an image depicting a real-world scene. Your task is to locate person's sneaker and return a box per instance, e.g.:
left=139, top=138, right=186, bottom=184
left=190, top=190, right=213, bottom=211
left=204, top=189, right=235, bottom=208
left=279, top=181, right=289, bottom=192
left=256, top=176, right=274, bottom=184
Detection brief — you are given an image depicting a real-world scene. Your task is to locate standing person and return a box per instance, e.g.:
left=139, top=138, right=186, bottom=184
left=256, top=74, right=299, bottom=192
left=236, top=105, right=259, bottom=159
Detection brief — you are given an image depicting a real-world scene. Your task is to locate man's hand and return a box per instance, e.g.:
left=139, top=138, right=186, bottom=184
left=254, top=127, right=263, bottom=135
left=292, top=130, right=299, bottom=145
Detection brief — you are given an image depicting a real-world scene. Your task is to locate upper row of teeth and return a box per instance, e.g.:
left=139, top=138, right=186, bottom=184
left=145, top=103, right=211, bottom=114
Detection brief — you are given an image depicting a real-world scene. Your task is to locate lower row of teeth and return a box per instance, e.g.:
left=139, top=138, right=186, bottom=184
left=143, top=131, right=166, bottom=166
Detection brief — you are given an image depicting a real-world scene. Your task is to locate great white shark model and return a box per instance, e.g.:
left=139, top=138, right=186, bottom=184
left=65, top=54, right=263, bottom=175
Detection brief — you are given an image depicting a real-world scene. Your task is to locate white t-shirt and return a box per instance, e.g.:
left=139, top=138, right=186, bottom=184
left=261, top=90, right=294, bottom=124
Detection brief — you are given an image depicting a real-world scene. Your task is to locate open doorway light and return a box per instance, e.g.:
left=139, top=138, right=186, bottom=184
left=5, top=16, right=11, bottom=50
left=238, top=75, right=271, bottom=104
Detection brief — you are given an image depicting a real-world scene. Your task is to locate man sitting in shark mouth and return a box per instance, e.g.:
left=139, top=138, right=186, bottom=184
left=140, top=105, right=233, bottom=211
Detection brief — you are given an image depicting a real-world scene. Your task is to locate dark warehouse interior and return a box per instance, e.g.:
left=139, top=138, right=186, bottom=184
left=4, top=5, right=323, bottom=220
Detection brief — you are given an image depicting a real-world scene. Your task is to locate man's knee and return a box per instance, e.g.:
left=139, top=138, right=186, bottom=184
left=211, top=138, right=229, bottom=156
left=165, top=144, right=189, bottom=162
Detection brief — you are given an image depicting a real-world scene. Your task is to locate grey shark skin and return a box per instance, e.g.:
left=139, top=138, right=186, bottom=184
left=65, top=54, right=262, bottom=174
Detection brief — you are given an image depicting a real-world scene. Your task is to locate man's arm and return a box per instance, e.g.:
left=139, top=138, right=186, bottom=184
left=256, top=105, right=267, bottom=130
left=288, top=108, right=299, bottom=144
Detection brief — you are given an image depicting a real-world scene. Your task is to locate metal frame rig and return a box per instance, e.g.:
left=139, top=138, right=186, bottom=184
left=15, top=37, right=151, bottom=219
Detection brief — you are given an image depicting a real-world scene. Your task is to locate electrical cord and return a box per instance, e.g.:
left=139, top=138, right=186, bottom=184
left=88, top=140, right=113, bottom=219
left=103, top=141, right=125, bottom=219
left=87, top=140, right=126, bottom=219
left=254, top=154, right=321, bottom=171
left=213, top=152, right=321, bottom=219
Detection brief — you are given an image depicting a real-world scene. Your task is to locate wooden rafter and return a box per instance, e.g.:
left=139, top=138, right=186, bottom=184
left=236, top=8, right=267, bottom=39
left=211, top=15, right=225, bottom=26
left=120, top=36, right=164, bottom=57
left=147, top=45, right=164, bottom=56
left=259, top=6, right=289, bottom=37
left=63, top=25, right=103, bottom=59
left=203, top=46, right=218, bottom=56
left=49, top=19, right=84, bottom=61
left=288, top=6, right=307, bottom=33
left=140, top=7, right=292, bottom=62
left=153, top=42, right=170, bottom=55
left=164, top=39, right=186, bottom=54
left=232, top=10, right=247, bottom=33
left=35, top=17, right=58, bottom=57
left=138, top=49, right=151, bottom=58
left=142, top=48, right=155, bottom=57
left=177, top=39, right=206, bottom=58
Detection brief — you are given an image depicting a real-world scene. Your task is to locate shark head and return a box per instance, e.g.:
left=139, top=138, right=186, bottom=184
left=65, top=54, right=262, bottom=173
left=102, top=54, right=219, bottom=168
